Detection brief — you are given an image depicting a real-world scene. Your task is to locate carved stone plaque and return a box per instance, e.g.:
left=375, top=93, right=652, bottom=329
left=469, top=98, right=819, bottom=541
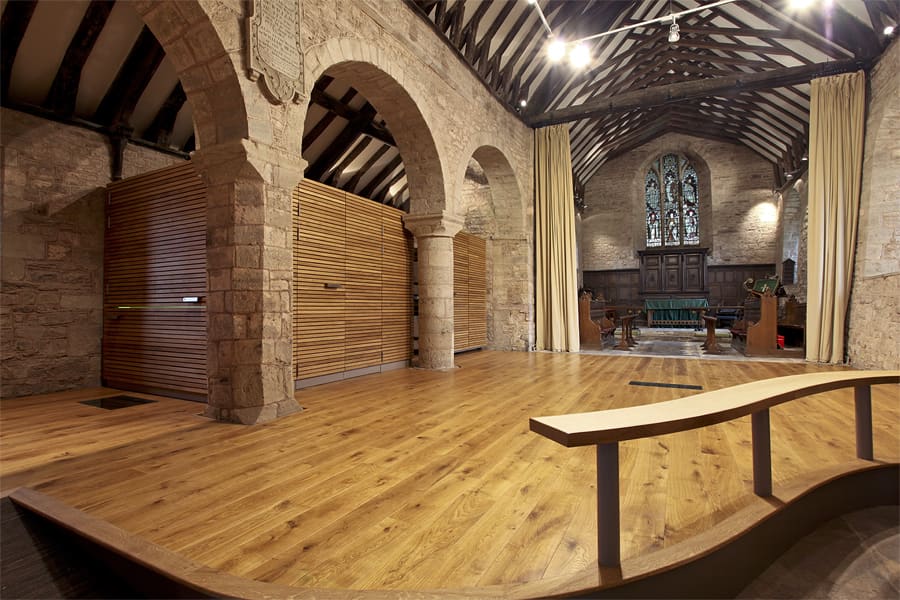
left=247, top=0, right=304, bottom=104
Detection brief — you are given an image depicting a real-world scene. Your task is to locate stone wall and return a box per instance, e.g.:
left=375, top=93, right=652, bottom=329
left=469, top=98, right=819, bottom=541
left=298, top=0, right=535, bottom=352
left=847, top=37, right=900, bottom=370
left=581, top=132, right=777, bottom=271
left=456, top=160, right=531, bottom=350
left=1, top=108, right=183, bottom=398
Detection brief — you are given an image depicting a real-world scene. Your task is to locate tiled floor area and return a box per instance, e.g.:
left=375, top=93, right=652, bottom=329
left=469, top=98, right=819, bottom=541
left=739, top=506, right=900, bottom=599
left=582, top=328, right=807, bottom=363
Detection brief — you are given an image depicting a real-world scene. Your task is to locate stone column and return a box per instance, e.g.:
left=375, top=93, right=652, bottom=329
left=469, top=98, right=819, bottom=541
left=192, top=140, right=303, bottom=424
left=403, top=211, right=465, bottom=370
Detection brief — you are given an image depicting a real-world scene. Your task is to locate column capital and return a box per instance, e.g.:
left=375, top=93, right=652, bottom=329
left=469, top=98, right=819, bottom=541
left=403, top=211, right=465, bottom=239
left=191, top=139, right=306, bottom=189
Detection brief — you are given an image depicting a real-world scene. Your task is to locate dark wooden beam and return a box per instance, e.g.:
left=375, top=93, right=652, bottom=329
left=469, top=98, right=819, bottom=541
left=142, top=82, right=187, bottom=145
left=45, top=0, right=115, bottom=115
left=527, top=58, right=867, bottom=128
left=328, top=136, right=372, bottom=186
left=305, top=102, right=377, bottom=181
left=471, top=2, right=515, bottom=70
left=309, top=87, right=395, bottom=146
left=345, top=144, right=390, bottom=193
left=93, top=26, right=166, bottom=127
left=461, top=1, right=491, bottom=63
left=377, top=168, right=407, bottom=204
left=360, top=154, right=403, bottom=199
left=1, top=0, right=37, bottom=102
left=303, top=77, right=354, bottom=151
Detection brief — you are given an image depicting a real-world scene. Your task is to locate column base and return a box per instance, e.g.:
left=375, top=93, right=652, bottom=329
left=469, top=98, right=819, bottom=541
left=204, top=398, right=302, bottom=425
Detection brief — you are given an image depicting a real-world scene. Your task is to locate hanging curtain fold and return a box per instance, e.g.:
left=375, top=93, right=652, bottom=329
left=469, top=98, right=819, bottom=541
left=534, top=125, right=580, bottom=352
left=805, top=70, right=866, bottom=363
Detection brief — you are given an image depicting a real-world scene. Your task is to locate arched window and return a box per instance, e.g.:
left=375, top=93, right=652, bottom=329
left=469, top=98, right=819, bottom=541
left=645, top=153, right=700, bottom=247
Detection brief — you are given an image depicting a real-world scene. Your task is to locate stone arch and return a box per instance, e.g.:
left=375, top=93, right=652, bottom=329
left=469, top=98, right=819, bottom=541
left=464, top=145, right=528, bottom=237
left=133, top=1, right=250, bottom=149
left=303, top=39, right=447, bottom=214
left=456, top=145, right=532, bottom=351
left=631, top=143, right=714, bottom=252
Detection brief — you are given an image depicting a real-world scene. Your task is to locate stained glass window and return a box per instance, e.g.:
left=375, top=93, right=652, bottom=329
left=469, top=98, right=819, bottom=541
left=644, top=153, right=701, bottom=247
left=645, top=171, right=661, bottom=247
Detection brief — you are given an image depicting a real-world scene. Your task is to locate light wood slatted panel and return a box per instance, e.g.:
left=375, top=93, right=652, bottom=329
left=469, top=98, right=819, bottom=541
left=294, top=180, right=346, bottom=380
left=103, top=162, right=207, bottom=397
left=2, top=355, right=897, bottom=594
left=467, top=235, right=488, bottom=348
left=453, top=232, right=487, bottom=351
left=381, top=205, right=413, bottom=363
left=344, top=192, right=384, bottom=371
left=453, top=234, right=470, bottom=350
left=293, top=180, right=412, bottom=381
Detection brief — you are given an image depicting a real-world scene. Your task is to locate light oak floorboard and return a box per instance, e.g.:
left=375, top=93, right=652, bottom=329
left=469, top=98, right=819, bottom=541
left=1, top=351, right=897, bottom=592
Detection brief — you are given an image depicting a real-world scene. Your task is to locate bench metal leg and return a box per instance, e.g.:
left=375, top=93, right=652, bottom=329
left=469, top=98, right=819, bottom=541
left=855, top=385, right=873, bottom=460
left=597, top=442, right=620, bottom=567
left=751, top=409, right=772, bottom=497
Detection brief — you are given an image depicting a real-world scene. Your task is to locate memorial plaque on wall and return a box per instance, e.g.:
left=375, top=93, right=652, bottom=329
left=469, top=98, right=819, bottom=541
left=246, top=0, right=304, bottom=104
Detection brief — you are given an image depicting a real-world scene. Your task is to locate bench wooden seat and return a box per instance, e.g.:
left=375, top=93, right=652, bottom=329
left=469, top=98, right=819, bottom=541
left=530, top=370, right=899, bottom=567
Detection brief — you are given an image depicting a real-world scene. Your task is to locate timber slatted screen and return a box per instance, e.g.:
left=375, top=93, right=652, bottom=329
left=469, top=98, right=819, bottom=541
left=382, top=205, right=413, bottom=363
left=467, top=235, right=488, bottom=348
left=293, top=180, right=346, bottom=380
left=293, top=179, right=412, bottom=384
left=453, top=232, right=487, bottom=351
left=103, top=162, right=207, bottom=399
left=344, top=193, right=383, bottom=371
left=453, top=234, right=470, bottom=350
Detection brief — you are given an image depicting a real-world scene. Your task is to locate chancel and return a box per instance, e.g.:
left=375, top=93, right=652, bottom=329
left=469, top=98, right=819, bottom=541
left=1, top=1, right=898, bottom=598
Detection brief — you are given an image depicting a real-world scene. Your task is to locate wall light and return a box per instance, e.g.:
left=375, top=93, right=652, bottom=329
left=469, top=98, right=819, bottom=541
left=668, top=17, right=680, bottom=43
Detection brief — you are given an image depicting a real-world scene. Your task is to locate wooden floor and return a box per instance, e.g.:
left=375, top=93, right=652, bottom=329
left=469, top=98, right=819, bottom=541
left=1, top=351, right=898, bottom=594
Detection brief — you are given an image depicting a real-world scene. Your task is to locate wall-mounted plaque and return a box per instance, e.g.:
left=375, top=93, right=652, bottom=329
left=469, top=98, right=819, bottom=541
left=246, top=0, right=304, bottom=105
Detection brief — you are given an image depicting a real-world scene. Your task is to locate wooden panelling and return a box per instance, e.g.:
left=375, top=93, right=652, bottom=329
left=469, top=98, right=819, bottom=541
left=293, top=180, right=412, bottom=383
left=639, top=248, right=708, bottom=297
left=453, top=234, right=470, bottom=350
left=382, top=206, right=413, bottom=363
left=583, top=270, right=642, bottom=307
left=467, top=236, right=487, bottom=348
left=707, top=264, right=776, bottom=307
left=344, top=193, right=383, bottom=371
left=293, top=180, right=346, bottom=380
left=103, top=162, right=207, bottom=398
left=453, top=232, right=487, bottom=351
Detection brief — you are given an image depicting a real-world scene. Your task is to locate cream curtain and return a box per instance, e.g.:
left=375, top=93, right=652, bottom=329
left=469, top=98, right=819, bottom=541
left=534, top=125, right=580, bottom=352
left=805, top=70, right=866, bottom=363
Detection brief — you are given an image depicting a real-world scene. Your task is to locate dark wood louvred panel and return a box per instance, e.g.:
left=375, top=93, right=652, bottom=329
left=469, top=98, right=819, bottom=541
left=103, top=162, right=207, bottom=399
left=382, top=205, right=413, bottom=363
left=293, top=179, right=346, bottom=380
left=292, top=179, right=412, bottom=385
left=453, top=231, right=487, bottom=352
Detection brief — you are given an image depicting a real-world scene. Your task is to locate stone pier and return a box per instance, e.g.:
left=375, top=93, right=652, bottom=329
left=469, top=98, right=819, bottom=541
left=403, top=212, right=465, bottom=370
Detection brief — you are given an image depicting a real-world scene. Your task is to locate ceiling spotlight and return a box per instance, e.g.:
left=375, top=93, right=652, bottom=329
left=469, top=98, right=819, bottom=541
left=885, top=25, right=895, bottom=36
left=668, top=17, right=680, bottom=43
left=519, top=99, right=527, bottom=108
left=569, top=43, right=591, bottom=68
left=547, top=38, right=567, bottom=62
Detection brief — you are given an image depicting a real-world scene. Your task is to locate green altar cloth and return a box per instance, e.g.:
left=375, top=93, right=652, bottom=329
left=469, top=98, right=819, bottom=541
left=644, top=298, right=709, bottom=327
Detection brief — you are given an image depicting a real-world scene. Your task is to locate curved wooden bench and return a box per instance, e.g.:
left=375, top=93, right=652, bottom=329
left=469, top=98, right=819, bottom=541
left=529, top=370, right=900, bottom=566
